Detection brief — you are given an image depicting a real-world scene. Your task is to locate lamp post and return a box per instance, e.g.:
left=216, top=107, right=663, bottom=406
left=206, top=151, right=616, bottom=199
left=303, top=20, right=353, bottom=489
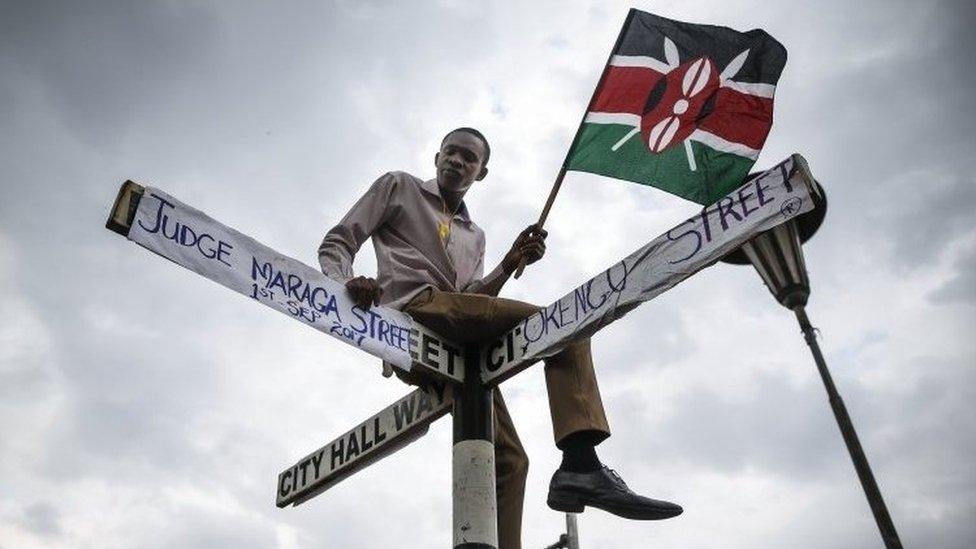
left=724, top=156, right=903, bottom=549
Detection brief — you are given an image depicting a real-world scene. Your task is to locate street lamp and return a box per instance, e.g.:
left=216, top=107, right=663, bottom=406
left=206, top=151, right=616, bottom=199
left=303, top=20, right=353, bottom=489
left=723, top=155, right=903, bottom=549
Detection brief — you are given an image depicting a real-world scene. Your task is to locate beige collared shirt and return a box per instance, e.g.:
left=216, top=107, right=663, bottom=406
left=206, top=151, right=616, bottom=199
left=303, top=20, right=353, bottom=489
left=318, top=171, right=507, bottom=310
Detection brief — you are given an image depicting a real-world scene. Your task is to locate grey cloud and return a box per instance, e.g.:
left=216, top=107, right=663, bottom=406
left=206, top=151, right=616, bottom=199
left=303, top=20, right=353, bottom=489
left=615, top=369, right=842, bottom=479
left=0, top=0, right=220, bottom=149
left=939, top=0, right=976, bottom=120
left=763, top=0, right=976, bottom=279
left=879, top=358, right=976, bottom=489
left=929, top=245, right=976, bottom=304
left=151, top=514, right=276, bottom=549
left=886, top=175, right=975, bottom=271
left=877, top=357, right=976, bottom=548
left=568, top=292, right=700, bottom=385
left=903, top=513, right=976, bottom=549
left=19, top=502, right=61, bottom=538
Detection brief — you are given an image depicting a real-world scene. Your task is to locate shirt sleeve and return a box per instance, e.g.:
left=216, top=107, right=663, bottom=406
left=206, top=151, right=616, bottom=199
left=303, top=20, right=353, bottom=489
left=318, top=172, right=397, bottom=283
left=458, top=230, right=508, bottom=295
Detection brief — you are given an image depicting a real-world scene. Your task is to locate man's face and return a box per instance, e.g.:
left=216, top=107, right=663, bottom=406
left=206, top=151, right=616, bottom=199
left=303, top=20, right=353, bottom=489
left=435, top=131, right=488, bottom=194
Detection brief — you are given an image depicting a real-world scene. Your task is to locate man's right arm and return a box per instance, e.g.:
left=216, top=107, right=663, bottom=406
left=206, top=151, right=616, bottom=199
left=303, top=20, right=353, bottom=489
left=318, top=172, right=397, bottom=306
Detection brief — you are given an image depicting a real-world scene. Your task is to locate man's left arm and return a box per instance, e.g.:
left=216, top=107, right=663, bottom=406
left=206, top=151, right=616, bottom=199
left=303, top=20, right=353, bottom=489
left=462, top=224, right=547, bottom=296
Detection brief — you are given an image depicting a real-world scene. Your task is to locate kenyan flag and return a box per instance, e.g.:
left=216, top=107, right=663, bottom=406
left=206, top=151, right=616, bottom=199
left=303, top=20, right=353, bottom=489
left=565, top=10, right=787, bottom=205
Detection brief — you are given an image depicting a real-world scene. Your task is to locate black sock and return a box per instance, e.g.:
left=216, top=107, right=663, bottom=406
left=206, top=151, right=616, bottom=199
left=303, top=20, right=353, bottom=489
left=559, top=432, right=601, bottom=472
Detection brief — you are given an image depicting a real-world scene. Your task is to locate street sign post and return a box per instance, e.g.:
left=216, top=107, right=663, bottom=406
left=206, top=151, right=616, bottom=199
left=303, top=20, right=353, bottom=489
left=107, top=154, right=822, bottom=548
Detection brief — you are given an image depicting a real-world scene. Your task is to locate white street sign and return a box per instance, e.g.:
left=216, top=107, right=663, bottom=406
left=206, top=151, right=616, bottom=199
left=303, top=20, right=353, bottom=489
left=277, top=384, right=451, bottom=507
left=481, top=154, right=822, bottom=385
left=112, top=183, right=465, bottom=382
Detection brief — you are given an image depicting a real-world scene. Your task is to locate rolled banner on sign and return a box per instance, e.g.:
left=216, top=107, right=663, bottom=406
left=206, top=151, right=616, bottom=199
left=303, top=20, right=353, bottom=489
left=114, top=184, right=465, bottom=382
left=483, top=153, right=823, bottom=385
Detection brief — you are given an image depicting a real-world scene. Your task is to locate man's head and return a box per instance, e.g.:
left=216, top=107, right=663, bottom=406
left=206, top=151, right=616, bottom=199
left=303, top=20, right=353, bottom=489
left=435, top=127, right=490, bottom=195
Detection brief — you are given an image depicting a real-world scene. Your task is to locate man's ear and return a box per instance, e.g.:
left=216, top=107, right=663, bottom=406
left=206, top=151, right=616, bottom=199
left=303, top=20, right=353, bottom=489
left=476, top=165, right=488, bottom=181
left=434, top=152, right=440, bottom=167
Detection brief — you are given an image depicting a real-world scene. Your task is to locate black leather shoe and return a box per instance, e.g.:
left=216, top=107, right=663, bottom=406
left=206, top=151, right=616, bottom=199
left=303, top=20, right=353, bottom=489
left=547, top=465, right=683, bottom=520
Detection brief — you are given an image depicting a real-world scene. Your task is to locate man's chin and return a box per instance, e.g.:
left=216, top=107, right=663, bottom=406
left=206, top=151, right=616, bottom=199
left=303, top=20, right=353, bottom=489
left=438, top=175, right=472, bottom=194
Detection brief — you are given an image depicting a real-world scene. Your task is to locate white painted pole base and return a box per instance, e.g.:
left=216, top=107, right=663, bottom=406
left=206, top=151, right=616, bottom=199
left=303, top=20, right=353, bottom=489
left=566, top=513, right=580, bottom=549
left=453, top=440, right=497, bottom=549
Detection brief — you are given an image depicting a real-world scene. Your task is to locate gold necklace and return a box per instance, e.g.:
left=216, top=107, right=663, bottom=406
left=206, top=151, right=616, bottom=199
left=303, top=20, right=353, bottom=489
left=438, top=197, right=460, bottom=247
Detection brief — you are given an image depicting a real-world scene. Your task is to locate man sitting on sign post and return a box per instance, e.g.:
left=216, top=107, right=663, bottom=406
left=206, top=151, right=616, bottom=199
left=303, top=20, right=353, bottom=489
left=318, top=128, right=682, bottom=549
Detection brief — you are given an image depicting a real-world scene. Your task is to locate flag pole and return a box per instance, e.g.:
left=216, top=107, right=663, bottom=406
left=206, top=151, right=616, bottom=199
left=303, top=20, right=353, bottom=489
left=513, top=8, right=637, bottom=279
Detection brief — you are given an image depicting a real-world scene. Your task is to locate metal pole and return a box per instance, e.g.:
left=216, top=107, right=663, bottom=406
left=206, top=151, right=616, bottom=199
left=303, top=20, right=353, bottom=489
left=565, top=513, right=580, bottom=549
left=543, top=535, right=568, bottom=549
left=513, top=168, right=566, bottom=279
left=542, top=513, right=579, bottom=549
left=453, top=344, right=497, bottom=549
left=794, top=307, right=902, bottom=549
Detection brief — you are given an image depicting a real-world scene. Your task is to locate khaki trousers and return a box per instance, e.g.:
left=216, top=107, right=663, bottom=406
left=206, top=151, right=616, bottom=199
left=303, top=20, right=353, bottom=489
left=403, top=289, right=610, bottom=549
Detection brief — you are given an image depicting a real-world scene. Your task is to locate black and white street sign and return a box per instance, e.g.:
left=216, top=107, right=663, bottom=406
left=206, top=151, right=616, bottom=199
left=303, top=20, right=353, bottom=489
left=276, top=383, right=451, bottom=507
left=480, top=154, right=822, bottom=385
left=106, top=182, right=465, bottom=383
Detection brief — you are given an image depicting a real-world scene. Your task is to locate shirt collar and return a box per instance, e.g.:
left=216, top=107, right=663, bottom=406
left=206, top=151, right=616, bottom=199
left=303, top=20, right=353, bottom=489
left=421, top=178, right=472, bottom=223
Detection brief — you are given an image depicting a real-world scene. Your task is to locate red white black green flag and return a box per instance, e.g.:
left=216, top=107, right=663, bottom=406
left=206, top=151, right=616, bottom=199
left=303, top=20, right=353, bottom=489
left=565, top=10, right=787, bottom=205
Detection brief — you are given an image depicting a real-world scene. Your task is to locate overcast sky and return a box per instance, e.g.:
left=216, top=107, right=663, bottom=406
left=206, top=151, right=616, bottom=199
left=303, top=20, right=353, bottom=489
left=1, top=1, right=974, bottom=548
